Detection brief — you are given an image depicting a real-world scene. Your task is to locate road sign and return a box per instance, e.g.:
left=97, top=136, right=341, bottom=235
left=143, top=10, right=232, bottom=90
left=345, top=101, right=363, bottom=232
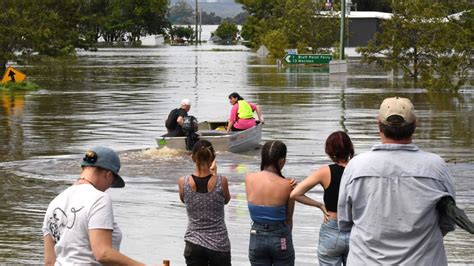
left=1, top=66, right=27, bottom=83
left=283, top=54, right=333, bottom=65
left=285, top=49, right=298, bottom=55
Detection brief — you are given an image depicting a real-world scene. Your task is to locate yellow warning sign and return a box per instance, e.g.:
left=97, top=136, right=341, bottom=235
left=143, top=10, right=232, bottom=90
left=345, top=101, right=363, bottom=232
left=1, top=66, right=27, bottom=84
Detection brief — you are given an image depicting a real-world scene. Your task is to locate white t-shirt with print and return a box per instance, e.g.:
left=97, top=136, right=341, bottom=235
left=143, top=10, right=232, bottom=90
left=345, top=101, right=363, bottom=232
left=42, top=184, right=122, bottom=265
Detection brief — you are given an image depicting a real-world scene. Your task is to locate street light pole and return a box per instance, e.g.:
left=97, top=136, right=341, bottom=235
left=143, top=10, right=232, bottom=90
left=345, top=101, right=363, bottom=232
left=195, top=0, right=198, bottom=45
left=339, top=0, right=346, bottom=60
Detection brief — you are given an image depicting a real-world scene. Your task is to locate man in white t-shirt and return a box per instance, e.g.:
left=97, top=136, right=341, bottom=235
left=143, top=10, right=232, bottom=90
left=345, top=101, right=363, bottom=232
left=42, top=146, right=144, bottom=265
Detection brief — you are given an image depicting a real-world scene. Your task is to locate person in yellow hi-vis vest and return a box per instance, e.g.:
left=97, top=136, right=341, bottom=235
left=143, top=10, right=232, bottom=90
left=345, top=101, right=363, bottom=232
left=227, top=92, right=264, bottom=132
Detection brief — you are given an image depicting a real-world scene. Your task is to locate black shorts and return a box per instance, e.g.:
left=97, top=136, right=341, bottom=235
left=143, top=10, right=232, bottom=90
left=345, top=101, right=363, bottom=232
left=184, top=241, right=231, bottom=266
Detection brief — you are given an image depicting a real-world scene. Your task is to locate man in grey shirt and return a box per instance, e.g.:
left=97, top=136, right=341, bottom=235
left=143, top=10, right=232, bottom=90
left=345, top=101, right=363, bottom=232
left=338, top=97, right=455, bottom=265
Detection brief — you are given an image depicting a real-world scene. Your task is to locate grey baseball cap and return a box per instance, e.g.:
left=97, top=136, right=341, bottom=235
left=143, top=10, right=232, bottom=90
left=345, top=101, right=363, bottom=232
left=80, top=146, right=125, bottom=188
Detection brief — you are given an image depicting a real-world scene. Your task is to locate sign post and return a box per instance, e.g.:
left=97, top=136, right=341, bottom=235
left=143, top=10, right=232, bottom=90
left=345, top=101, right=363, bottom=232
left=340, top=0, right=346, bottom=60
left=283, top=54, right=333, bottom=65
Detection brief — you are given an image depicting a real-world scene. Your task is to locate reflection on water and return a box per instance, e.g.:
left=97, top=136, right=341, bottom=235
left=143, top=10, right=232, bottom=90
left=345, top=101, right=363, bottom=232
left=0, top=41, right=472, bottom=264
left=0, top=90, right=27, bottom=162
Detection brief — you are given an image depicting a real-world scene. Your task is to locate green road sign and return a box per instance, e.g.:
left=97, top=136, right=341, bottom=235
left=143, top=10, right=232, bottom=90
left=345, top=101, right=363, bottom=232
left=283, top=54, right=333, bottom=64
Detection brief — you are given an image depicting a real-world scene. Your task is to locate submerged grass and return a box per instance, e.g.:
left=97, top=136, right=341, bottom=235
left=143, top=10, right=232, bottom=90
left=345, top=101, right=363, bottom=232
left=0, top=82, right=40, bottom=91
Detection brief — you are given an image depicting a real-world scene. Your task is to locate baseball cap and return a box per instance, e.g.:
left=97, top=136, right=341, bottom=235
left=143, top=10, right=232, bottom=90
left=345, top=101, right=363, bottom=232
left=379, top=97, right=416, bottom=126
left=81, top=146, right=125, bottom=188
left=181, top=99, right=191, bottom=106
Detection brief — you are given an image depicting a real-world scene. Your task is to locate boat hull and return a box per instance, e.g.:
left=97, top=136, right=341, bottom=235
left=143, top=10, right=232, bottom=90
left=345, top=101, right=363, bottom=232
left=156, top=121, right=262, bottom=153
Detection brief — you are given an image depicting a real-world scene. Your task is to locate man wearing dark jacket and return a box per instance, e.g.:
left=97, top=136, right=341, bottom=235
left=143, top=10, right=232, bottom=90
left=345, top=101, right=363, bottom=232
left=165, top=99, right=191, bottom=137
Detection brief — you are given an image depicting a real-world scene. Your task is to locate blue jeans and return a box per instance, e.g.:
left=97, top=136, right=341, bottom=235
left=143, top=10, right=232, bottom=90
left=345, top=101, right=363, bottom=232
left=248, top=221, right=295, bottom=266
left=318, top=219, right=350, bottom=266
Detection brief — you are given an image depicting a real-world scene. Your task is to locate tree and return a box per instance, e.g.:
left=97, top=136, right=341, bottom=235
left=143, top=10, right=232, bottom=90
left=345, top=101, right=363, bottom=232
left=282, top=0, right=339, bottom=53
left=232, top=11, right=249, bottom=25
left=170, top=25, right=195, bottom=42
left=120, top=0, right=170, bottom=43
left=0, top=0, right=170, bottom=71
left=201, top=12, right=222, bottom=25
left=262, top=29, right=289, bottom=58
left=237, top=0, right=339, bottom=57
left=357, top=0, right=472, bottom=91
left=100, top=1, right=131, bottom=43
left=79, top=0, right=112, bottom=43
left=214, top=21, right=239, bottom=42
left=0, top=0, right=96, bottom=72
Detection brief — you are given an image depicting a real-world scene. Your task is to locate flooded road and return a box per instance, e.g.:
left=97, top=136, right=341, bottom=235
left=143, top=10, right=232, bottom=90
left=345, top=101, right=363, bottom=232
left=0, top=37, right=473, bottom=264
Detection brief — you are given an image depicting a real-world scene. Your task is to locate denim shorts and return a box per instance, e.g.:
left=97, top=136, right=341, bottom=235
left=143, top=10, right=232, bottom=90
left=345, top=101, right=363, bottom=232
left=248, top=221, right=295, bottom=266
left=317, top=219, right=350, bottom=266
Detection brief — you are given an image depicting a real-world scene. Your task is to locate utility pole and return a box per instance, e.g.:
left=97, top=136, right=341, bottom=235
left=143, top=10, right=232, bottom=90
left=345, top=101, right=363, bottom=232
left=195, top=0, right=199, bottom=45
left=199, top=8, right=202, bottom=43
left=339, top=0, right=346, bottom=60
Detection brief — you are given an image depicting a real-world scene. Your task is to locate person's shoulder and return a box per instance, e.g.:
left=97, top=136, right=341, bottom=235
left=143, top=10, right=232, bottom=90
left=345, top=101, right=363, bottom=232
left=245, top=172, right=256, bottom=180
left=417, top=148, right=445, bottom=161
left=416, top=149, right=449, bottom=171
left=85, top=186, right=111, bottom=203
left=346, top=150, right=374, bottom=164
left=245, top=172, right=262, bottom=184
left=318, top=164, right=331, bottom=173
left=178, top=108, right=187, bottom=115
left=169, top=107, right=179, bottom=114
left=49, top=185, right=110, bottom=209
left=342, top=151, right=376, bottom=178
left=178, top=175, right=187, bottom=184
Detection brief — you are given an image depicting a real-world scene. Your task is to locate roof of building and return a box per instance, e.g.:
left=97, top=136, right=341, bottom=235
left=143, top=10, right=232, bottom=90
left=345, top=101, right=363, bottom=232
left=319, top=11, right=393, bottom=19
left=347, top=11, right=393, bottom=19
left=320, top=10, right=470, bottom=21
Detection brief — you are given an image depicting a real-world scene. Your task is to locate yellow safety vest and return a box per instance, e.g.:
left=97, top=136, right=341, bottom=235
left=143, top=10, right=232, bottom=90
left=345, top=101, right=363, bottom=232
left=237, top=100, right=254, bottom=119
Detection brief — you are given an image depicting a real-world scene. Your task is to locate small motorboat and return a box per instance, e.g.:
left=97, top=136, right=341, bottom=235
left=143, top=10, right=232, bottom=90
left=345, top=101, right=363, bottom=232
left=156, top=121, right=262, bottom=153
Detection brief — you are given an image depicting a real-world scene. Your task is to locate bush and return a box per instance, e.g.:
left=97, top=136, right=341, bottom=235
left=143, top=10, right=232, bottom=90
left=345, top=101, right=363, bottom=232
left=262, top=29, right=289, bottom=59
left=0, top=81, right=39, bottom=91
left=214, top=21, right=239, bottom=41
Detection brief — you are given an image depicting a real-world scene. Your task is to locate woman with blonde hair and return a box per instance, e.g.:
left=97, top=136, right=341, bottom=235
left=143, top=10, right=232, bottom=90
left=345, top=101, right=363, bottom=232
left=178, top=140, right=231, bottom=266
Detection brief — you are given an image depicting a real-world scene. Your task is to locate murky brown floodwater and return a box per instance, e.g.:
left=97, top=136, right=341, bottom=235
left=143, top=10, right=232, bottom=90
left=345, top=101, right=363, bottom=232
left=0, top=26, right=473, bottom=265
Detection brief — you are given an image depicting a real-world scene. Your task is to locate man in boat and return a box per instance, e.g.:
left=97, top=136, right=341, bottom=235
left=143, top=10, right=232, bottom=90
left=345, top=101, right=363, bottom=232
left=337, top=97, right=456, bottom=265
left=226, top=92, right=264, bottom=132
left=165, top=99, right=191, bottom=137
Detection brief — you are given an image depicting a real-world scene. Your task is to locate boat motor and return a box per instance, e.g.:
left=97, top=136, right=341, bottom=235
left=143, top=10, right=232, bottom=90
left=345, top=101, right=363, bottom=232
left=182, top=116, right=199, bottom=150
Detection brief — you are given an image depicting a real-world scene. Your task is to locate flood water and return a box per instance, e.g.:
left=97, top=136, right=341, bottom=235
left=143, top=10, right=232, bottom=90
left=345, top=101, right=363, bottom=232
left=0, top=29, right=473, bottom=264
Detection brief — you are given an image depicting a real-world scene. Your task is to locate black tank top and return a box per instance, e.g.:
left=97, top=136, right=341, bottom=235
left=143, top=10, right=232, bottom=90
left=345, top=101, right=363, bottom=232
left=191, top=174, right=212, bottom=193
left=323, top=164, right=345, bottom=212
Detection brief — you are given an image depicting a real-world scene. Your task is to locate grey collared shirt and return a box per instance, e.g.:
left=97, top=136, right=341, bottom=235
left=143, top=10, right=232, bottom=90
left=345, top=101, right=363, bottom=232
left=338, top=143, right=455, bottom=265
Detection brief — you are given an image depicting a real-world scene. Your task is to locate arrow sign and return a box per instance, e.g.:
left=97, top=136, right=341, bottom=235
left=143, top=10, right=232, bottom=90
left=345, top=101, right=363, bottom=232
left=1, top=66, right=26, bottom=83
left=283, top=54, right=333, bottom=65
left=8, top=70, right=16, bottom=82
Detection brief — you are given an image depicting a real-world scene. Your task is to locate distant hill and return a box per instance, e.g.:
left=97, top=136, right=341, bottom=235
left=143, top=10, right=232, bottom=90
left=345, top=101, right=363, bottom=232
left=170, top=0, right=244, bottom=18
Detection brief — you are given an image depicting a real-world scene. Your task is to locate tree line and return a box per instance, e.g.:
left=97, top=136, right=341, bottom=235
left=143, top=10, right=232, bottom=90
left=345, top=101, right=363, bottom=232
left=238, top=0, right=473, bottom=91
left=1, top=0, right=169, bottom=72
left=237, top=0, right=341, bottom=58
